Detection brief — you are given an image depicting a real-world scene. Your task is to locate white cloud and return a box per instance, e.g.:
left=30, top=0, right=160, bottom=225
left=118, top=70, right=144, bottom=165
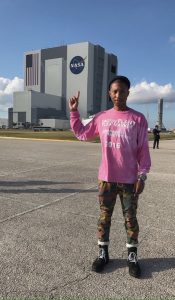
left=0, top=76, right=175, bottom=117
left=128, top=81, right=175, bottom=104
left=169, top=35, right=175, bottom=44
left=0, top=76, right=23, bottom=114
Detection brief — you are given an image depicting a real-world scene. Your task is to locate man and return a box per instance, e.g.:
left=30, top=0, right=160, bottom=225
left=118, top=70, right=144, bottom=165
left=69, top=75, right=151, bottom=278
left=153, top=125, right=160, bottom=149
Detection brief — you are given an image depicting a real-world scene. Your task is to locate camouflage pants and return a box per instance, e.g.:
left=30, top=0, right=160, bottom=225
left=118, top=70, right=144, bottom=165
left=97, top=181, right=139, bottom=248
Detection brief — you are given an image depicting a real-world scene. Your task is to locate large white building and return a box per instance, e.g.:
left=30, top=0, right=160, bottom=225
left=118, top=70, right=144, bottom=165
left=9, top=42, right=117, bottom=128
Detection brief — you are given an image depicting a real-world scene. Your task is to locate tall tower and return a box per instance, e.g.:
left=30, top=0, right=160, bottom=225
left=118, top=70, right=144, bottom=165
left=157, top=98, right=163, bottom=129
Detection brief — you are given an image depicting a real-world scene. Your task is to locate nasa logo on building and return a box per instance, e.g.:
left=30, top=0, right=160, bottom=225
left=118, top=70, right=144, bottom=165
left=70, top=56, right=85, bottom=74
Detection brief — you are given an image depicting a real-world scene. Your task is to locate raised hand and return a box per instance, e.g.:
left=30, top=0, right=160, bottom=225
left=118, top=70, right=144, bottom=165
left=69, top=91, right=80, bottom=112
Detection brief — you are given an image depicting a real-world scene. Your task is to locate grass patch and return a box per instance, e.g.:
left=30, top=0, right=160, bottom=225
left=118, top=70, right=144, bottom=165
left=0, top=129, right=175, bottom=142
left=148, top=132, right=175, bottom=140
left=0, top=129, right=77, bottom=141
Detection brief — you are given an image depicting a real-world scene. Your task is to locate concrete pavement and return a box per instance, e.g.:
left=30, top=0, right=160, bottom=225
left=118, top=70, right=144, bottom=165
left=0, top=137, right=174, bottom=299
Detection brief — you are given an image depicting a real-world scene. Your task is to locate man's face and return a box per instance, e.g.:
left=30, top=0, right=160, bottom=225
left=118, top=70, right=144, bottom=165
left=109, top=80, right=129, bottom=111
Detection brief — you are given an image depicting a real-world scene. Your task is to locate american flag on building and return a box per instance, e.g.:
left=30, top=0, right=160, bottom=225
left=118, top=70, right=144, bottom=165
left=26, top=53, right=39, bottom=86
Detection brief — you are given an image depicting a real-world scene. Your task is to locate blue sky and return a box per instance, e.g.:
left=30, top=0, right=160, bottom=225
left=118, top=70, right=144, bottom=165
left=0, top=0, right=175, bottom=128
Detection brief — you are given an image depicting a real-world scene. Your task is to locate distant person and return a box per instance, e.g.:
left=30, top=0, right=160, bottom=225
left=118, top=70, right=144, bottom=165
left=153, top=125, right=160, bottom=149
left=69, top=75, right=151, bottom=278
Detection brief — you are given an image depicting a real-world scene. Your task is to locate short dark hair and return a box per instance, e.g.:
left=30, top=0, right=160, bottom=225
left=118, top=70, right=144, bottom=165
left=108, top=75, right=131, bottom=90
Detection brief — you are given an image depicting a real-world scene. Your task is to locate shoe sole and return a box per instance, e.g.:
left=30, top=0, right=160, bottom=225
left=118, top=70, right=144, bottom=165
left=92, top=260, right=109, bottom=273
left=129, top=271, right=141, bottom=278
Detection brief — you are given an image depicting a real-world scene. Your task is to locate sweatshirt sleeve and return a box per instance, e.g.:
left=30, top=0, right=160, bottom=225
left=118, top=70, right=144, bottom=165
left=137, top=115, right=151, bottom=175
left=70, top=111, right=99, bottom=141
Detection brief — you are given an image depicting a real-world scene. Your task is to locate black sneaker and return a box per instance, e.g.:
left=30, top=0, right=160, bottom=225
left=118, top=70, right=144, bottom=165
left=127, top=247, right=141, bottom=278
left=92, top=245, right=109, bottom=273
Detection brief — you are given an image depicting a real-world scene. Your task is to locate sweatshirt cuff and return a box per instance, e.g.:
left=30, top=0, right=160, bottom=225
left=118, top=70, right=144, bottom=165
left=70, top=110, right=80, bottom=117
left=138, top=170, right=149, bottom=176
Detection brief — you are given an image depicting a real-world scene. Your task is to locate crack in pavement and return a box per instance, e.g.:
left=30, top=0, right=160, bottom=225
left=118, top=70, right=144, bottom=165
left=0, top=185, right=97, bottom=225
left=49, top=273, right=92, bottom=298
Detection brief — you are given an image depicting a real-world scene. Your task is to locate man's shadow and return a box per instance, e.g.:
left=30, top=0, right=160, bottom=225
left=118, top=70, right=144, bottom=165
left=103, top=257, right=175, bottom=278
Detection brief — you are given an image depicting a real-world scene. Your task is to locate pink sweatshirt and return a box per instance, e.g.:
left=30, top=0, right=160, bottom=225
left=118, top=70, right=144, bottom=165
left=70, top=108, right=151, bottom=183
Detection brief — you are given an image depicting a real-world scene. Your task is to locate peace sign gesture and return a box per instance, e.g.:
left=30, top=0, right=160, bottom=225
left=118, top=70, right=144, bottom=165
left=69, top=91, right=80, bottom=112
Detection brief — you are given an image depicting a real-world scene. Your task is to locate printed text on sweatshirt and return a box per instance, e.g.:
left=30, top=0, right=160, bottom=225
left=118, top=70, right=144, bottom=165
left=70, top=108, right=151, bottom=183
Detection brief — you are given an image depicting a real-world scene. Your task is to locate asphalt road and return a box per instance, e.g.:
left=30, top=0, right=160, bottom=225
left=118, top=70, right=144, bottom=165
left=0, top=137, right=174, bottom=299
